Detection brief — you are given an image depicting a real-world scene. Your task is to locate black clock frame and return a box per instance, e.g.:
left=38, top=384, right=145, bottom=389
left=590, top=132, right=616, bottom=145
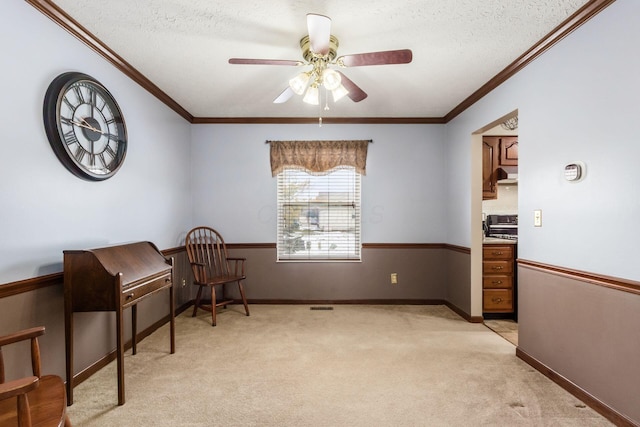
left=43, top=72, right=127, bottom=181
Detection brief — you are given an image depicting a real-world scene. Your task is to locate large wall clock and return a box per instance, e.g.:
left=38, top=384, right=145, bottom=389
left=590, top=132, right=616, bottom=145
left=43, top=72, right=127, bottom=181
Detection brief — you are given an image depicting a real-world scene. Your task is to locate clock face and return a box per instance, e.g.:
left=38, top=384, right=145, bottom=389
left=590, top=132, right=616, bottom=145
left=43, top=72, right=127, bottom=181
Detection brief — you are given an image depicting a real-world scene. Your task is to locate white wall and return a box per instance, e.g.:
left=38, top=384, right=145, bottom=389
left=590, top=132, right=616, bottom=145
left=445, top=0, right=639, bottom=282
left=0, top=2, right=192, bottom=283
left=191, top=124, right=447, bottom=244
left=482, top=184, right=518, bottom=215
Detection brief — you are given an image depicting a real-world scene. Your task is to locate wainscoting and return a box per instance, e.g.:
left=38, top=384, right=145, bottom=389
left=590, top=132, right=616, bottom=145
left=517, top=260, right=640, bottom=426
left=224, top=244, right=456, bottom=301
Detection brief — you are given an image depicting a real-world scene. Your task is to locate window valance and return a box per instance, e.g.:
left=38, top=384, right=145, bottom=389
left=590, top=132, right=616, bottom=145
left=268, top=140, right=370, bottom=177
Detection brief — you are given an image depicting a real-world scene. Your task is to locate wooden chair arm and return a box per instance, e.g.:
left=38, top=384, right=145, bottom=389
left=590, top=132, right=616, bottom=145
left=0, top=327, right=44, bottom=381
left=0, top=327, right=45, bottom=347
left=0, top=376, right=39, bottom=400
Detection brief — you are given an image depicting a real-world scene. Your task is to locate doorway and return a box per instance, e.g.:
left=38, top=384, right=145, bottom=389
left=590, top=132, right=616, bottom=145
left=471, top=111, right=519, bottom=344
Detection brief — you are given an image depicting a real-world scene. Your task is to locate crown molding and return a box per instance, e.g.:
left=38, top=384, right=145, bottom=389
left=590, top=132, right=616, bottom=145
left=192, top=117, right=445, bottom=124
left=444, top=0, right=617, bottom=122
left=27, top=0, right=615, bottom=125
left=25, top=0, right=193, bottom=122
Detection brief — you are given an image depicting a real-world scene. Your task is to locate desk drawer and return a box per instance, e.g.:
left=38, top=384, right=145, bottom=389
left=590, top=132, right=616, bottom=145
left=482, top=275, right=513, bottom=289
left=483, top=260, right=513, bottom=275
left=122, top=274, right=172, bottom=306
left=482, top=245, right=513, bottom=260
left=483, top=289, right=513, bottom=312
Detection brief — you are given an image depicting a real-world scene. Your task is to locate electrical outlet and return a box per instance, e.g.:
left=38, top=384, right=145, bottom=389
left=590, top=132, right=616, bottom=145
left=534, top=209, right=542, bottom=227
left=390, top=273, right=398, bottom=284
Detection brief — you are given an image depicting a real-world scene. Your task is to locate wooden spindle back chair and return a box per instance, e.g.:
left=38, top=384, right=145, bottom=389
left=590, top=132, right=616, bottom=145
left=0, top=326, right=71, bottom=427
left=185, top=226, right=250, bottom=326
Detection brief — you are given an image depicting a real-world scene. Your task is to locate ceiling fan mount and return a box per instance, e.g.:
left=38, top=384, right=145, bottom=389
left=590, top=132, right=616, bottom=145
left=300, top=34, right=339, bottom=62
left=229, top=13, right=413, bottom=106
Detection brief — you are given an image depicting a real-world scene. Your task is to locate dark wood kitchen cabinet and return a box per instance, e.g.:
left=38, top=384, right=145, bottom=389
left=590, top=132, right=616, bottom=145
left=499, top=137, right=518, bottom=165
left=482, top=137, right=499, bottom=200
left=482, top=244, right=515, bottom=314
left=482, top=136, right=518, bottom=200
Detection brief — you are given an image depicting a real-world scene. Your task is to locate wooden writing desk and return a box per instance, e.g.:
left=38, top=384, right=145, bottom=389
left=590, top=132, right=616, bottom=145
left=63, top=241, right=175, bottom=405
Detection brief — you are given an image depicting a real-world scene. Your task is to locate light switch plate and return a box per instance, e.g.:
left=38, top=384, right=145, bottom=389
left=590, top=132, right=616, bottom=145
left=534, top=209, right=542, bottom=227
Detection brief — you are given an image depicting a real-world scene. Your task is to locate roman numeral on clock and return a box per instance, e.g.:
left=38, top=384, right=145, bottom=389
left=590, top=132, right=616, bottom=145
left=63, top=130, right=79, bottom=146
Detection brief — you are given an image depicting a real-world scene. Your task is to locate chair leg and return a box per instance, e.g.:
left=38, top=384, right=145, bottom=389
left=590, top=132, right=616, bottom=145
left=17, top=394, right=32, bottom=427
left=210, top=285, right=217, bottom=327
left=192, top=286, right=203, bottom=317
left=238, top=280, right=250, bottom=316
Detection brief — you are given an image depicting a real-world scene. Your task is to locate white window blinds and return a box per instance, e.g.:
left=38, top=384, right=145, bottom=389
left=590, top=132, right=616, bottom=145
left=277, top=167, right=361, bottom=261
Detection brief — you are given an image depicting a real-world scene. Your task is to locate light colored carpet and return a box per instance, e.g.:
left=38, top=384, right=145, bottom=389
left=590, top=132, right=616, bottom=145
left=67, top=305, right=611, bottom=426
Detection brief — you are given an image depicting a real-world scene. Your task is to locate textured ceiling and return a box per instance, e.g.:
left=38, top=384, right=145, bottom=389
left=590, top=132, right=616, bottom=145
left=50, top=0, right=590, bottom=119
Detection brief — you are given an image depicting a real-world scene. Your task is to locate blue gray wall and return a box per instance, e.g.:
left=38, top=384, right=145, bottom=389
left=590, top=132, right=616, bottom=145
left=0, top=1, right=192, bottom=284
left=191, top=123, right=447, bottom=243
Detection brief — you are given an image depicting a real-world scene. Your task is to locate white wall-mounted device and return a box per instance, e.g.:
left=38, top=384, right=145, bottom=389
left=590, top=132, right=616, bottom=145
left=564, top=161, right=586, bottom=182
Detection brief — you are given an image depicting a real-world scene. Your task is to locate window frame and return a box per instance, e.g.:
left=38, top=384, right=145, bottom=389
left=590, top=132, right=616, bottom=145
left=276, top=166, right=362, bottom=262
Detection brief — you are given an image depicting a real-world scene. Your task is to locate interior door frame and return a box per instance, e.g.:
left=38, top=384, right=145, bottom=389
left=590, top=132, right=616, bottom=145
left=470, top=109, right=518, bottom=318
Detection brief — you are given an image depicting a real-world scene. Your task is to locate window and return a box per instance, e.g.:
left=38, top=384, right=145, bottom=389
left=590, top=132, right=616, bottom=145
left=277, top=167, right=361, bottom=261
left=269, top=139, right=369, bottom=261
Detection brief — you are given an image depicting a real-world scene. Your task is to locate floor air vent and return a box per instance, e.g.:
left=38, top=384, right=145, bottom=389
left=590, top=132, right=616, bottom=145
left=310, top=306, right=334, bottom=310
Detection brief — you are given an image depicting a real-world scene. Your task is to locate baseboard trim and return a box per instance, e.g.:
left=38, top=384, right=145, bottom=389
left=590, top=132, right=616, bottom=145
left=443, top=300, right=484, bottom=323
left=245, top=298, right=447, bottom=305
left=515, top=347, right=637, bottom=427
left=244, top=299, right=482, bottom=323
left=71, top=301, right=192, bottom=388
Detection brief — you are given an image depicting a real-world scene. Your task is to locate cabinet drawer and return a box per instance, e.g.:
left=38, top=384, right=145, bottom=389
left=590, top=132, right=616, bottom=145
left=483, top=260, right=513, bottom=275
left=482, top=275, right=512, bottom=289
left=121, top=274, right=172, bottom=306
left=483, top=289, right=513, bottom=312
left=482, top=245, right=513, bottom=260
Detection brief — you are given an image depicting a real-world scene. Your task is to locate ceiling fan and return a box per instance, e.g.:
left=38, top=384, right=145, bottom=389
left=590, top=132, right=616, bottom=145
left=228, top=13, right=413, bottom=106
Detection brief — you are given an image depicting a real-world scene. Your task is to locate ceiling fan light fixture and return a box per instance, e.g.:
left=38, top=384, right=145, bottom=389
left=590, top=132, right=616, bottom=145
left=289, top=72, right=310, bottom=95
left=331, top=84, right=349, bottom=102
left=322, top=68, right=341, bottom=90
left=303, top=84, right=320, bottom=105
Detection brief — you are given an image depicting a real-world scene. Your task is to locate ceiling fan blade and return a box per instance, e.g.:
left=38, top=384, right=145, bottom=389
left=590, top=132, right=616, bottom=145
left=229, top=58, right=303, bottom=66
left=336, top=71, right=367, bottom=102
left=338, top=49, right=413, bottom=67
left=273, top=87, right=294, bottom=104
left=307, top=13, right=331, bottom=55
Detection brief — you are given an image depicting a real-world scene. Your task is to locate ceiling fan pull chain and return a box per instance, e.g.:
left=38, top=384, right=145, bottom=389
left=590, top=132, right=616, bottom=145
left=318, top=90, right=324, bottom=127
left=324, top=86, right=330, bottom=111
